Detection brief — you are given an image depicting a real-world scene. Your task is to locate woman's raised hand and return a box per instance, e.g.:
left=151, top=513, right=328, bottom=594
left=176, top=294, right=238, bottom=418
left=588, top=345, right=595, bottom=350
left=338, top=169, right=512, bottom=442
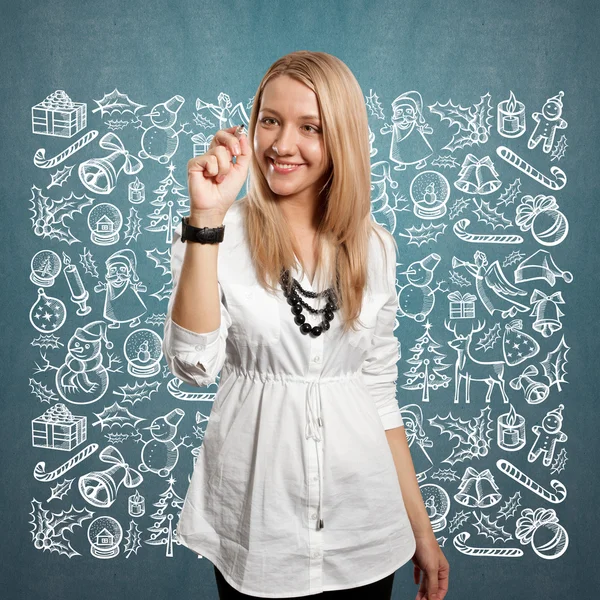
left=187, top=124, right=251, bottom=218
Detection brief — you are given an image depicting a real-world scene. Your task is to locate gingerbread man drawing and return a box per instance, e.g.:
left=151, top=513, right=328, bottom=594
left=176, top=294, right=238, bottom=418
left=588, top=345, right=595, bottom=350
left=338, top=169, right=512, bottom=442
left=528, top=404, right=568, bottom=467
left=528, top=91, right=567, bottom=154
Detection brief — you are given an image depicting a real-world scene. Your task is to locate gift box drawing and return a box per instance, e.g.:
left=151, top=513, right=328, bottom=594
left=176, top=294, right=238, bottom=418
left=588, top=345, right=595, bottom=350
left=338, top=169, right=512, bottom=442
left=31, top=90, right=87, bottom=138
left=32, top=403, right=86, bottom=451
left=448, top=291, right=477, bottom=319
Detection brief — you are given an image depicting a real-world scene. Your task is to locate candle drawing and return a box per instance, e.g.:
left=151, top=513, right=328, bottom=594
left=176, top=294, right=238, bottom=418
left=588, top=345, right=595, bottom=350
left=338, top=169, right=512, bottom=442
left=62, top=252, right=91, bottom=316
left=497, top=91, right=526, bottom=138
left=497, top=404, right=526, bottom=451
left=128, top=176, right=145, bottom=204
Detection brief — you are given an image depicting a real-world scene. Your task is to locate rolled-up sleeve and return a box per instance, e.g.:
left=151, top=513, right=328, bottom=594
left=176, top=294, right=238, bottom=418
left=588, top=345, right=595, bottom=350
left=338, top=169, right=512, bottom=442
left=361, top=234, right=404, bottom=430
left=162, top=223, right=232, bottom=388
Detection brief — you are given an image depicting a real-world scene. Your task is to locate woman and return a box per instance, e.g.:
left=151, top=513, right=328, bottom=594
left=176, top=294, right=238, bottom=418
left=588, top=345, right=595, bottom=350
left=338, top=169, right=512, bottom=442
left=163, top=50, right=449, bottom=600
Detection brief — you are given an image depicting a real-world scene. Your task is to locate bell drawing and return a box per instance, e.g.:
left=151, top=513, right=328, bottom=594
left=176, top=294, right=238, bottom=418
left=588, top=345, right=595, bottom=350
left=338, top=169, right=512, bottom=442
left=78, top=132, right=143, bottom=194
left=78, top=445, right=143, bottom=508
left=455, top=467, right=501, bottom=508
left=454, top=154, right=502, bottom=195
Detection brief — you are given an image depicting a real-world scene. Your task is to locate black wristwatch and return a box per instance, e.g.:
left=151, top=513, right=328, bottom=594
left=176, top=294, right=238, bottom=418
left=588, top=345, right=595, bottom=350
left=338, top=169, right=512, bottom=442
left=181, top=216, right=225, bottom=244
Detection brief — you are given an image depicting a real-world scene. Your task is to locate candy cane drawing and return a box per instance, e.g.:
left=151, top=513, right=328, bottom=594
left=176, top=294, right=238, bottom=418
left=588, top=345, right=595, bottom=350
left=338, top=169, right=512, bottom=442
left=167, top=377, right=216, bottom=401
left=453, top=532, right=524, bottom=557
left=453, top=219, right=524, bottom=244
left=33, top=129, right=99, bottom=169
left=33, top=443, right=99, bottom=482
left=496, top=458, right=567, bottom=503
left=496, top=146, right=567, bottom=191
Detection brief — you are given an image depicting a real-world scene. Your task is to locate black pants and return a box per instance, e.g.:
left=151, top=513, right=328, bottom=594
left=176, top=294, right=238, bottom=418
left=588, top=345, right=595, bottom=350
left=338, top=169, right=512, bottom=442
left=213, top=565, right=395, bottom=599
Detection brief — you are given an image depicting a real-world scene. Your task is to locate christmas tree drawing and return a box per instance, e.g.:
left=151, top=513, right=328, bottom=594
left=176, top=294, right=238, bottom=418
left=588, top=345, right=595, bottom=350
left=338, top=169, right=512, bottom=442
left=145, top=163, right=189, bottom=245
left=145, top=476, right=185, bottom=557
left=402, top=320, right=452, bottom=402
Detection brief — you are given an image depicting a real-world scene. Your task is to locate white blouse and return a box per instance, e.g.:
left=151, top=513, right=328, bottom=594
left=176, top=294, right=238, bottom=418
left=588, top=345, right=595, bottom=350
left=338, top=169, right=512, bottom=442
left=163, top=200, right=416, bottom=598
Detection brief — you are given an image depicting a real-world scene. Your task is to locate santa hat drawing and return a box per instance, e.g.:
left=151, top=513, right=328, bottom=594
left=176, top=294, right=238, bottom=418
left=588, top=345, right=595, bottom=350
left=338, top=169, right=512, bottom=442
left=73, top=320, right=114, bottom=349
left=106, top=249, right=140, bottom=282
left=515, top=250, right=573, bottom=287
left=545, top=91, right=564, bottom=111
left=392, top=91, right=428, bottom=125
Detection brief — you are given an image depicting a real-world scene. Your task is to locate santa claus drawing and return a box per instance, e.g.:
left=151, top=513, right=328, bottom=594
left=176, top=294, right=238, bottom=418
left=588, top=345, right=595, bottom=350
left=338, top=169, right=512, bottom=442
left=94, top=249, right=147, bottom=328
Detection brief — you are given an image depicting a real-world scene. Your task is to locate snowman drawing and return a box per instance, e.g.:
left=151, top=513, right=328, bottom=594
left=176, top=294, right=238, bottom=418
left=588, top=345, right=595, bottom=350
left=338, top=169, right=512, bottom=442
left=397, top=254, right=448, bottom=322
left=32, top=321, right=122, bottom=405
left=135, top=96, right=192, bottom=164
left=138, top=409, right=193, bottom=477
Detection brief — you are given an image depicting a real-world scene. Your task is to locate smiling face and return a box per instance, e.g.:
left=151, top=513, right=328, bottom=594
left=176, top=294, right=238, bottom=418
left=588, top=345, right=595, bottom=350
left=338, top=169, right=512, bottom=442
left=393, top=102, right=417, bottom=127
left=106, top=261, right=130, bottom=287
left=254, top=75, right=330, bottom=206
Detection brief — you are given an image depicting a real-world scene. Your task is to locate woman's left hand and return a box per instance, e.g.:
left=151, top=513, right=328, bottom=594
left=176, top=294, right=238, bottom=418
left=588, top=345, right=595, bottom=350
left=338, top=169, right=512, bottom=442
left=411, top=533, right=449, bottom=600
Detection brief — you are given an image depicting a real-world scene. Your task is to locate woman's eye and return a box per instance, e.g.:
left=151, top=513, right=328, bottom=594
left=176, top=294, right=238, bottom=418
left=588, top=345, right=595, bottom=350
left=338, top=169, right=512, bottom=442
left=260, top=118, right=319, bottom=133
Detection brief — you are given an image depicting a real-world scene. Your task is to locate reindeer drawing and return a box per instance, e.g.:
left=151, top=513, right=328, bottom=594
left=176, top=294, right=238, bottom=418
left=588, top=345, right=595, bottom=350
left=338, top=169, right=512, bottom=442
left=444, top=319, right=510, bottom=404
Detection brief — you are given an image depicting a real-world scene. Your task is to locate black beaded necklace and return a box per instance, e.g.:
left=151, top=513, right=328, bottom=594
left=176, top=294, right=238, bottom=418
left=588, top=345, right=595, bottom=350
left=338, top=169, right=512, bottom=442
left=279, top=268, right=340, bottom=337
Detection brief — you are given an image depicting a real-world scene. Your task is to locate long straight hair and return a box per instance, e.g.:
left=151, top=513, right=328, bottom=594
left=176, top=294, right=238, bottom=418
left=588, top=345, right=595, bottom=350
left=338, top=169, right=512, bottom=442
left=241, top=50, right=397, bottom=334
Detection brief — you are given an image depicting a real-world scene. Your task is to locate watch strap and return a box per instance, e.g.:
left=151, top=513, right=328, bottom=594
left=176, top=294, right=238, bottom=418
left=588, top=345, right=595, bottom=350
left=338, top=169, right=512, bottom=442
left=181, top=216, right=225, bottom=244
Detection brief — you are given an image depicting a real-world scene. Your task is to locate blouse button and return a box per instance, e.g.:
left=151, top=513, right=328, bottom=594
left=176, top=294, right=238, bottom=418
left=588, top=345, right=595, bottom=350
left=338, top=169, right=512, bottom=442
left=312, top=355, right=321, bottom=363
left=311, top=513, right=317, bottom=519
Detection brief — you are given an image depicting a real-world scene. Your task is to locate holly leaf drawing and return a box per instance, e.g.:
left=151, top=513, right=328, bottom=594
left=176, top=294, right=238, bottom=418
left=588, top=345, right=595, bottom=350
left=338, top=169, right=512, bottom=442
left=29, top=499, right=94, bottom=558
left=503, top=250, right=526, bottom=268
left=472, top=405, right=494, bottom=446
left=541, top=335, right=570, bottom=392
left=145, top=313, right=167, bottom=326
left=497, top=491, right=522, bottom=521
left=472, top=512, right=513, bottom=542
left=92, top=401, right=145, bottom=430
left=48, top=478, right=75, bottom=502
left=150, top=282, right=174, bottom=302
left=146, top=247, right=172, bottom=276
left=449, top=510, right=471, bottom=534
left=113, top=380, right=162, bottom=405
left=31, top=334, right=64, bottom=350
left=431, top=468, right=460, bottom=482
left=431, top=155, right=460, bottom=169
left=448, top=270, right=472, bottom=288
left=106, top=119, right=130, bottom=131
left=402, top=222, right=447, bottom=246
left=124, top=520, right=143, bottom=558
left=366, top=89, right=385, bottom=119
left=497, top=178, right=522, bottom=207
left=92, top=88, right=145, bottom=116
left=124, top=207, right=143, bottom=245
left=429, top=412, right=473, bottom=444
left=449, top=197, right=472, bottom=220
left=79, top=247, right=99, bottom=278
left=475, top=322, right=502, bottom=352
left=471, top=92, right=494, bottom=138
left=47, top=164, right=74, bottom=189
left=29, top=378, right=59, bottom=403
left=551, top=135, right=568, bottom=162
left=429, top=93, right=493, bottom=151
left=29, top=186, right=95, bottom=245
left=429, top=99, right=473, bottom=129
left=105, top=432, right=133, bottom=444
left=429, top=406, right=493, bottom=465
left=472, top=200, right=512, bottom=229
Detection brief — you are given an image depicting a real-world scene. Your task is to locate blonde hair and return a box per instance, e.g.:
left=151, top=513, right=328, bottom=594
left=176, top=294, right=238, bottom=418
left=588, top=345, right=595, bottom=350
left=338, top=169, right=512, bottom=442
left=240, top=50, right=397, bottom=334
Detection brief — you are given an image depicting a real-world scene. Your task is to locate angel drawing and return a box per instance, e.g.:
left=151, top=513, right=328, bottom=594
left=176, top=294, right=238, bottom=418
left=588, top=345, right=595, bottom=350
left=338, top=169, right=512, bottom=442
left=452, top=251, right=530, bottom=319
